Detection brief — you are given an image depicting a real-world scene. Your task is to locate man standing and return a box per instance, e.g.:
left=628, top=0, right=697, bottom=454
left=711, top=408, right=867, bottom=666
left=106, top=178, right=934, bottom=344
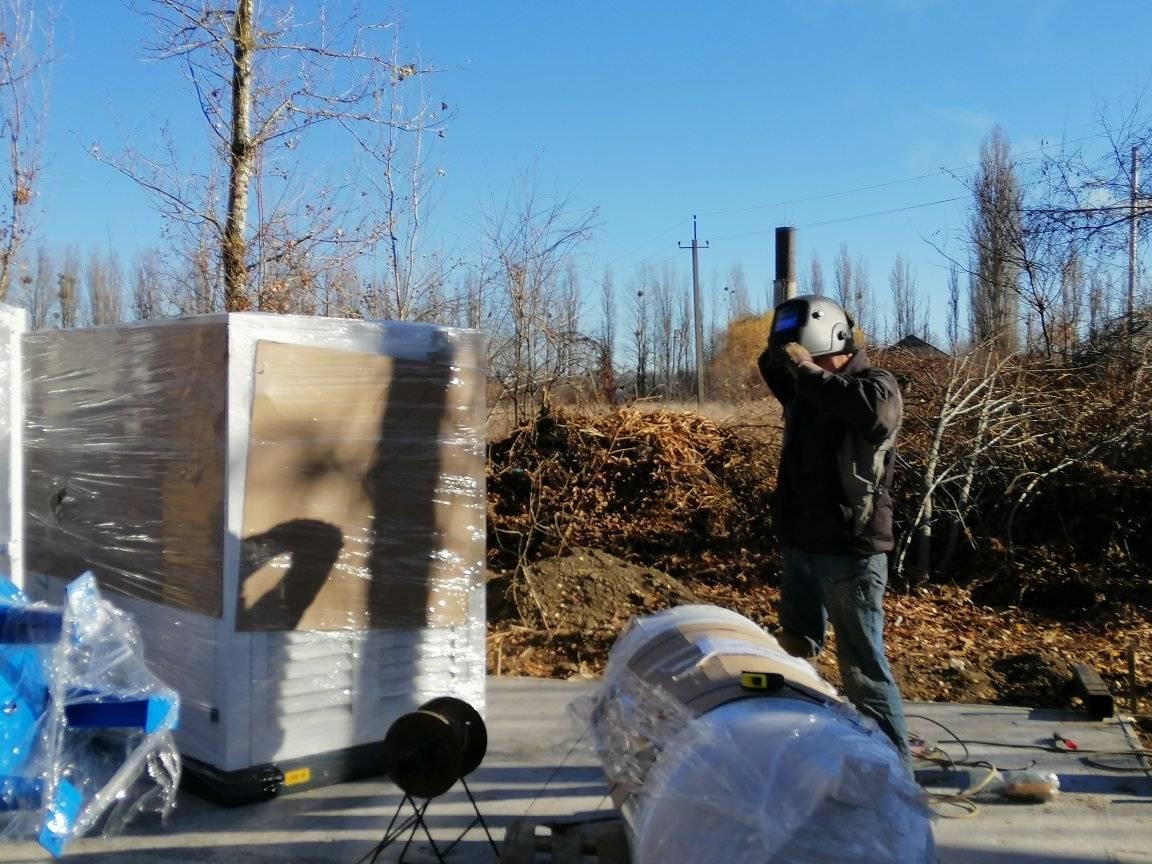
left=758, top=294, right=913, bottom=770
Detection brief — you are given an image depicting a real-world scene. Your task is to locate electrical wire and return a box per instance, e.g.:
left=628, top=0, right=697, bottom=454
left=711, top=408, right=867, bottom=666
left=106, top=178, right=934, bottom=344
left=901, top=713, right=1144, bottom=819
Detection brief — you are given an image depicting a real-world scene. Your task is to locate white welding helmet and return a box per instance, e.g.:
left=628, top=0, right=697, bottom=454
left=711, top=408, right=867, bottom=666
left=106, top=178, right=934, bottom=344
left=769, top=295, right=856, bottom=357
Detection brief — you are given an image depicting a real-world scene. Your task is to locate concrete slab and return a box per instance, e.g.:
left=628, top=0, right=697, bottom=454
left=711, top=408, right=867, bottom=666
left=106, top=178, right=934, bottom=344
left=0, top=678, right=1145, bottom=863
left=908, top=703, right=1152, bottom=864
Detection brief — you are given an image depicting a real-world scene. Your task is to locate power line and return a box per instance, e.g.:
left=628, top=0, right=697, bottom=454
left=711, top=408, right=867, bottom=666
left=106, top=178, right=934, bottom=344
left=605, top=128, right=1115, bottom=274
left=694, top=129, right=1111, bottom=220
left=799, top=196, right=969, bottom=229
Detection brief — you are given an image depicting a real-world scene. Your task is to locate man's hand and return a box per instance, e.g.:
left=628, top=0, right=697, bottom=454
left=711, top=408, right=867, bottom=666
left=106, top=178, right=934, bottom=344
left=783, top=342, right=813, bottom=366
left=783, top=342, right=823, bottom=377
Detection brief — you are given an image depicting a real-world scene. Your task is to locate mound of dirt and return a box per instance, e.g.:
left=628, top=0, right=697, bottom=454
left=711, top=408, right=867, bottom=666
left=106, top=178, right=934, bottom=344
left=498, top=546, right=699, bottom=631
left=486, top=548, right=699, bottom=678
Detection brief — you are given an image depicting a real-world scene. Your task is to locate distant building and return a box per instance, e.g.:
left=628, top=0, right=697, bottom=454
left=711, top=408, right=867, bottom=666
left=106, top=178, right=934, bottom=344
left=888, top=334, right=950, bottom=357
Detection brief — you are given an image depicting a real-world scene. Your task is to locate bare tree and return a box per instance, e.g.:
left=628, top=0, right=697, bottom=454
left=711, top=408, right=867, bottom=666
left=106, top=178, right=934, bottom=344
left=946, top=263, right=962, bottom=352
left=833, top=242, right=853, bottom=311
left=130, top=247, right=165, bottom=320
left=479, top=178, right=596, bottom=423
left=727, top=262, right=750, bottom=318
left=1027, top=102, right=1152, bottom=303
left=599, top=264, right=618, bottom=403
left=84, top=247, right=125, bottom=326
left=55, top=243, right=79, bottom=328
left=20, top=241, right=51, bottom=327
left=652, top=263, right=677, bottom=396
left=1086, top=268, right=1109, bottom=342
left=0, top=0, right=52, bottom=301
left=1055, top=248, right=1085, bottom=357
left=889, top=253, right=919, bottom=342
left=630, top=267, right=652, bottom=399
left=969, top=126, right=1022, bottom=354
left=853, top=254, right=873, bottom=338
left=894, top=348, right=1052, bottom=579
left=102, top=2, right=446, bottom=313
left=808, top=252, right=825, bottom=297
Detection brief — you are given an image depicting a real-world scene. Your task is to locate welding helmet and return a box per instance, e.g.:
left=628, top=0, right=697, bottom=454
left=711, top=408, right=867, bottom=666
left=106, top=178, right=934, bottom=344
left=768, top=295, right=856, bottom=357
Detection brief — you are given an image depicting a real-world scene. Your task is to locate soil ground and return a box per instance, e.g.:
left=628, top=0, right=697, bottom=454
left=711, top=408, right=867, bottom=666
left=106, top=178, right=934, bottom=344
left=487, top=546, right=1150, bottom=715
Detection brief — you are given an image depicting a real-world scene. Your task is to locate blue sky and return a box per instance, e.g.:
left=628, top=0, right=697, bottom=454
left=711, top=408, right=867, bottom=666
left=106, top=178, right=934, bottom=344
left=40, top=1, right=1152, bottom=335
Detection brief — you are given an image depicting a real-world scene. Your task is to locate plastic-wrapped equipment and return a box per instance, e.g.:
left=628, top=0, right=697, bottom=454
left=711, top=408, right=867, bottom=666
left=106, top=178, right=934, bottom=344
left=17, top=312, right=486, bottom=801
left=578, top=605, right=935, bottom=864
left=0, top=573, right=179, bottom=857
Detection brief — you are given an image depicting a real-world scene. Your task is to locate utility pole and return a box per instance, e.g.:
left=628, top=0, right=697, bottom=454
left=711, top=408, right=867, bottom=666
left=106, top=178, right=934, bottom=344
left=1129, top=146, right=1140, bottom=324
left=679, top=215, right=709, bottom=405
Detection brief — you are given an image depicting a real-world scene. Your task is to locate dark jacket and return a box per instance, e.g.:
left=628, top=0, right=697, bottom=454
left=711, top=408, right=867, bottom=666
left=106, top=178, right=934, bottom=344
left=758, top=347, right=902, bottom=556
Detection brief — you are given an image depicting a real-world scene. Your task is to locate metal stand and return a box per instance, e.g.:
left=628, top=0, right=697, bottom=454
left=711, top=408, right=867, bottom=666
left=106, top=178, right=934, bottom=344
left=366, top=777, right=498, bottom=864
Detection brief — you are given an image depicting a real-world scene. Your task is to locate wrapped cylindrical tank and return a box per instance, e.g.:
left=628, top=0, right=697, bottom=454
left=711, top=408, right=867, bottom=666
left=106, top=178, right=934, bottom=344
left=577, top=605, right=935, bottom=864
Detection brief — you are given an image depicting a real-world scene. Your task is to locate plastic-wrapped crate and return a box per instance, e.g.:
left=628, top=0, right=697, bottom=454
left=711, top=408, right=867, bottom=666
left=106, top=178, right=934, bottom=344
left=0, top=304, right=25, bottom=583
left=19, top=313, right=486, bottom=803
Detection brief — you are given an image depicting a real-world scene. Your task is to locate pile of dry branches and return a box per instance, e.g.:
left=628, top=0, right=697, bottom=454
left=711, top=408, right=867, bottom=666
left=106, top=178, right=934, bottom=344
left=883, top=346, right=1152, bottom=610
left=486, top=405, right=779, bottom=585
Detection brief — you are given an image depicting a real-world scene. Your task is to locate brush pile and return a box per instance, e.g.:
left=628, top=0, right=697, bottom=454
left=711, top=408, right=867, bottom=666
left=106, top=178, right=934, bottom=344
left=486, top=405, right=780, bottom=588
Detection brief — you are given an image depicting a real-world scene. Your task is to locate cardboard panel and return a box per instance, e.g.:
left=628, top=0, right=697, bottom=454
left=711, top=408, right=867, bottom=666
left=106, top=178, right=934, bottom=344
left=23, top=322, right=227, bottom=615
left=238, top=340, right=480, bottom=631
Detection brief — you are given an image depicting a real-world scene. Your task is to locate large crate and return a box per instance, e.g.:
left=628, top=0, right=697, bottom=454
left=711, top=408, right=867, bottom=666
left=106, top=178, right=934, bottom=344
left=17, top=312, right=487, bottom=800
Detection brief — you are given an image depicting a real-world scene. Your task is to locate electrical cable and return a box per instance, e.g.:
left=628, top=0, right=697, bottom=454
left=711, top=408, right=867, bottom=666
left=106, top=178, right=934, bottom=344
left=521, top=725, right=591, bottom=818
left=904, top=714, right=1101, bottom=819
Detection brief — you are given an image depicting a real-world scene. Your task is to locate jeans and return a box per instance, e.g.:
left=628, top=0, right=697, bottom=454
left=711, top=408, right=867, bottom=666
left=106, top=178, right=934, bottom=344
left=777, top=546, right=913, bottom=770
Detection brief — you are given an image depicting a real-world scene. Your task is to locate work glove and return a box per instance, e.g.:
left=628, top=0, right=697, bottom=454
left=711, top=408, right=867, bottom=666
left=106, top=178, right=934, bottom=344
left=783, top=342, right=814, bottom=366
left=782, top=342, right=822, bottom=379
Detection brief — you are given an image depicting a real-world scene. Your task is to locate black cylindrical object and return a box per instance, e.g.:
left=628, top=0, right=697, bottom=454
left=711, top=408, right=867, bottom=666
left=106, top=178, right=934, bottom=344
left=381, top=697, right=487, bottom=800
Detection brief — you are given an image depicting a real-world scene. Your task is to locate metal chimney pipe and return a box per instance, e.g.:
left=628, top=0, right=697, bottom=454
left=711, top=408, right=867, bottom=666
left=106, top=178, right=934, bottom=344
left=773, top=226, right=797, bottom=308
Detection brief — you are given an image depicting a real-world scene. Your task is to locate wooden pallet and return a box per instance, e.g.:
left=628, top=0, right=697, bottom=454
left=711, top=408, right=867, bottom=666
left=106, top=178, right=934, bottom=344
left=500, top=815, right=630, bottom=864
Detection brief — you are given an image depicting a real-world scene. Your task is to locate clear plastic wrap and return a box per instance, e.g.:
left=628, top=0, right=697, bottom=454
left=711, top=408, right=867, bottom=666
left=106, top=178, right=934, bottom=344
left=22, top=313, right=487, bottom=631
left=0, top=304, right=25, bottom=584
left=576, top=605, right=935, bottom=864
left=16, top=312, right=487, bottom=783
left=0, top=573, right=179, bottom=857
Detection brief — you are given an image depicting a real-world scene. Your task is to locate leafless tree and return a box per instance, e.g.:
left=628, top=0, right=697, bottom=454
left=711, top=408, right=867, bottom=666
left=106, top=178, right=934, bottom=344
left=969, top=126, right=1023, bottom=354
left=83, top=247, right=126, bottom=326
left=599, top=264, right=618, bottom=402
left=55, top=243, right=79, bottom=328
left=652, top=266, right=673, bottom=395
left=1027, top=102, right=1152, bottom=284
left=889, top=253, right=920, bottom=342
left=20, top=241, right=51, bottom=327
left=101, top=1, right=446, bottom=313
left=945, top=263, right=962, bottom=353
left=478, top=178, right=596, bottom=423
left=0, top=0, right=52, bottom=301
left=130, top=247, right=165, bottom=320
left=726, top=262, right=750, bottom=319
left=897, top=350, right=1004, bottom=577
left=808, top=252, right=825, bottom=297
left=833, top=242, right=853, bottom=312
left=1053, top=249, right=1085, bottom=357
left=631, top=268, right=652, bottom=399
left=853, top=254, right=873, bottom=338
left=1086, top=269, right=1109, bottom=342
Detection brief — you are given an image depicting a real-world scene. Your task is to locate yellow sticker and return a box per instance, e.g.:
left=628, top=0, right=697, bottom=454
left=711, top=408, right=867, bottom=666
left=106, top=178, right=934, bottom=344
left=283, top=767, right=312, bottom=786
left=741, top=672, right=770, bottom=690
